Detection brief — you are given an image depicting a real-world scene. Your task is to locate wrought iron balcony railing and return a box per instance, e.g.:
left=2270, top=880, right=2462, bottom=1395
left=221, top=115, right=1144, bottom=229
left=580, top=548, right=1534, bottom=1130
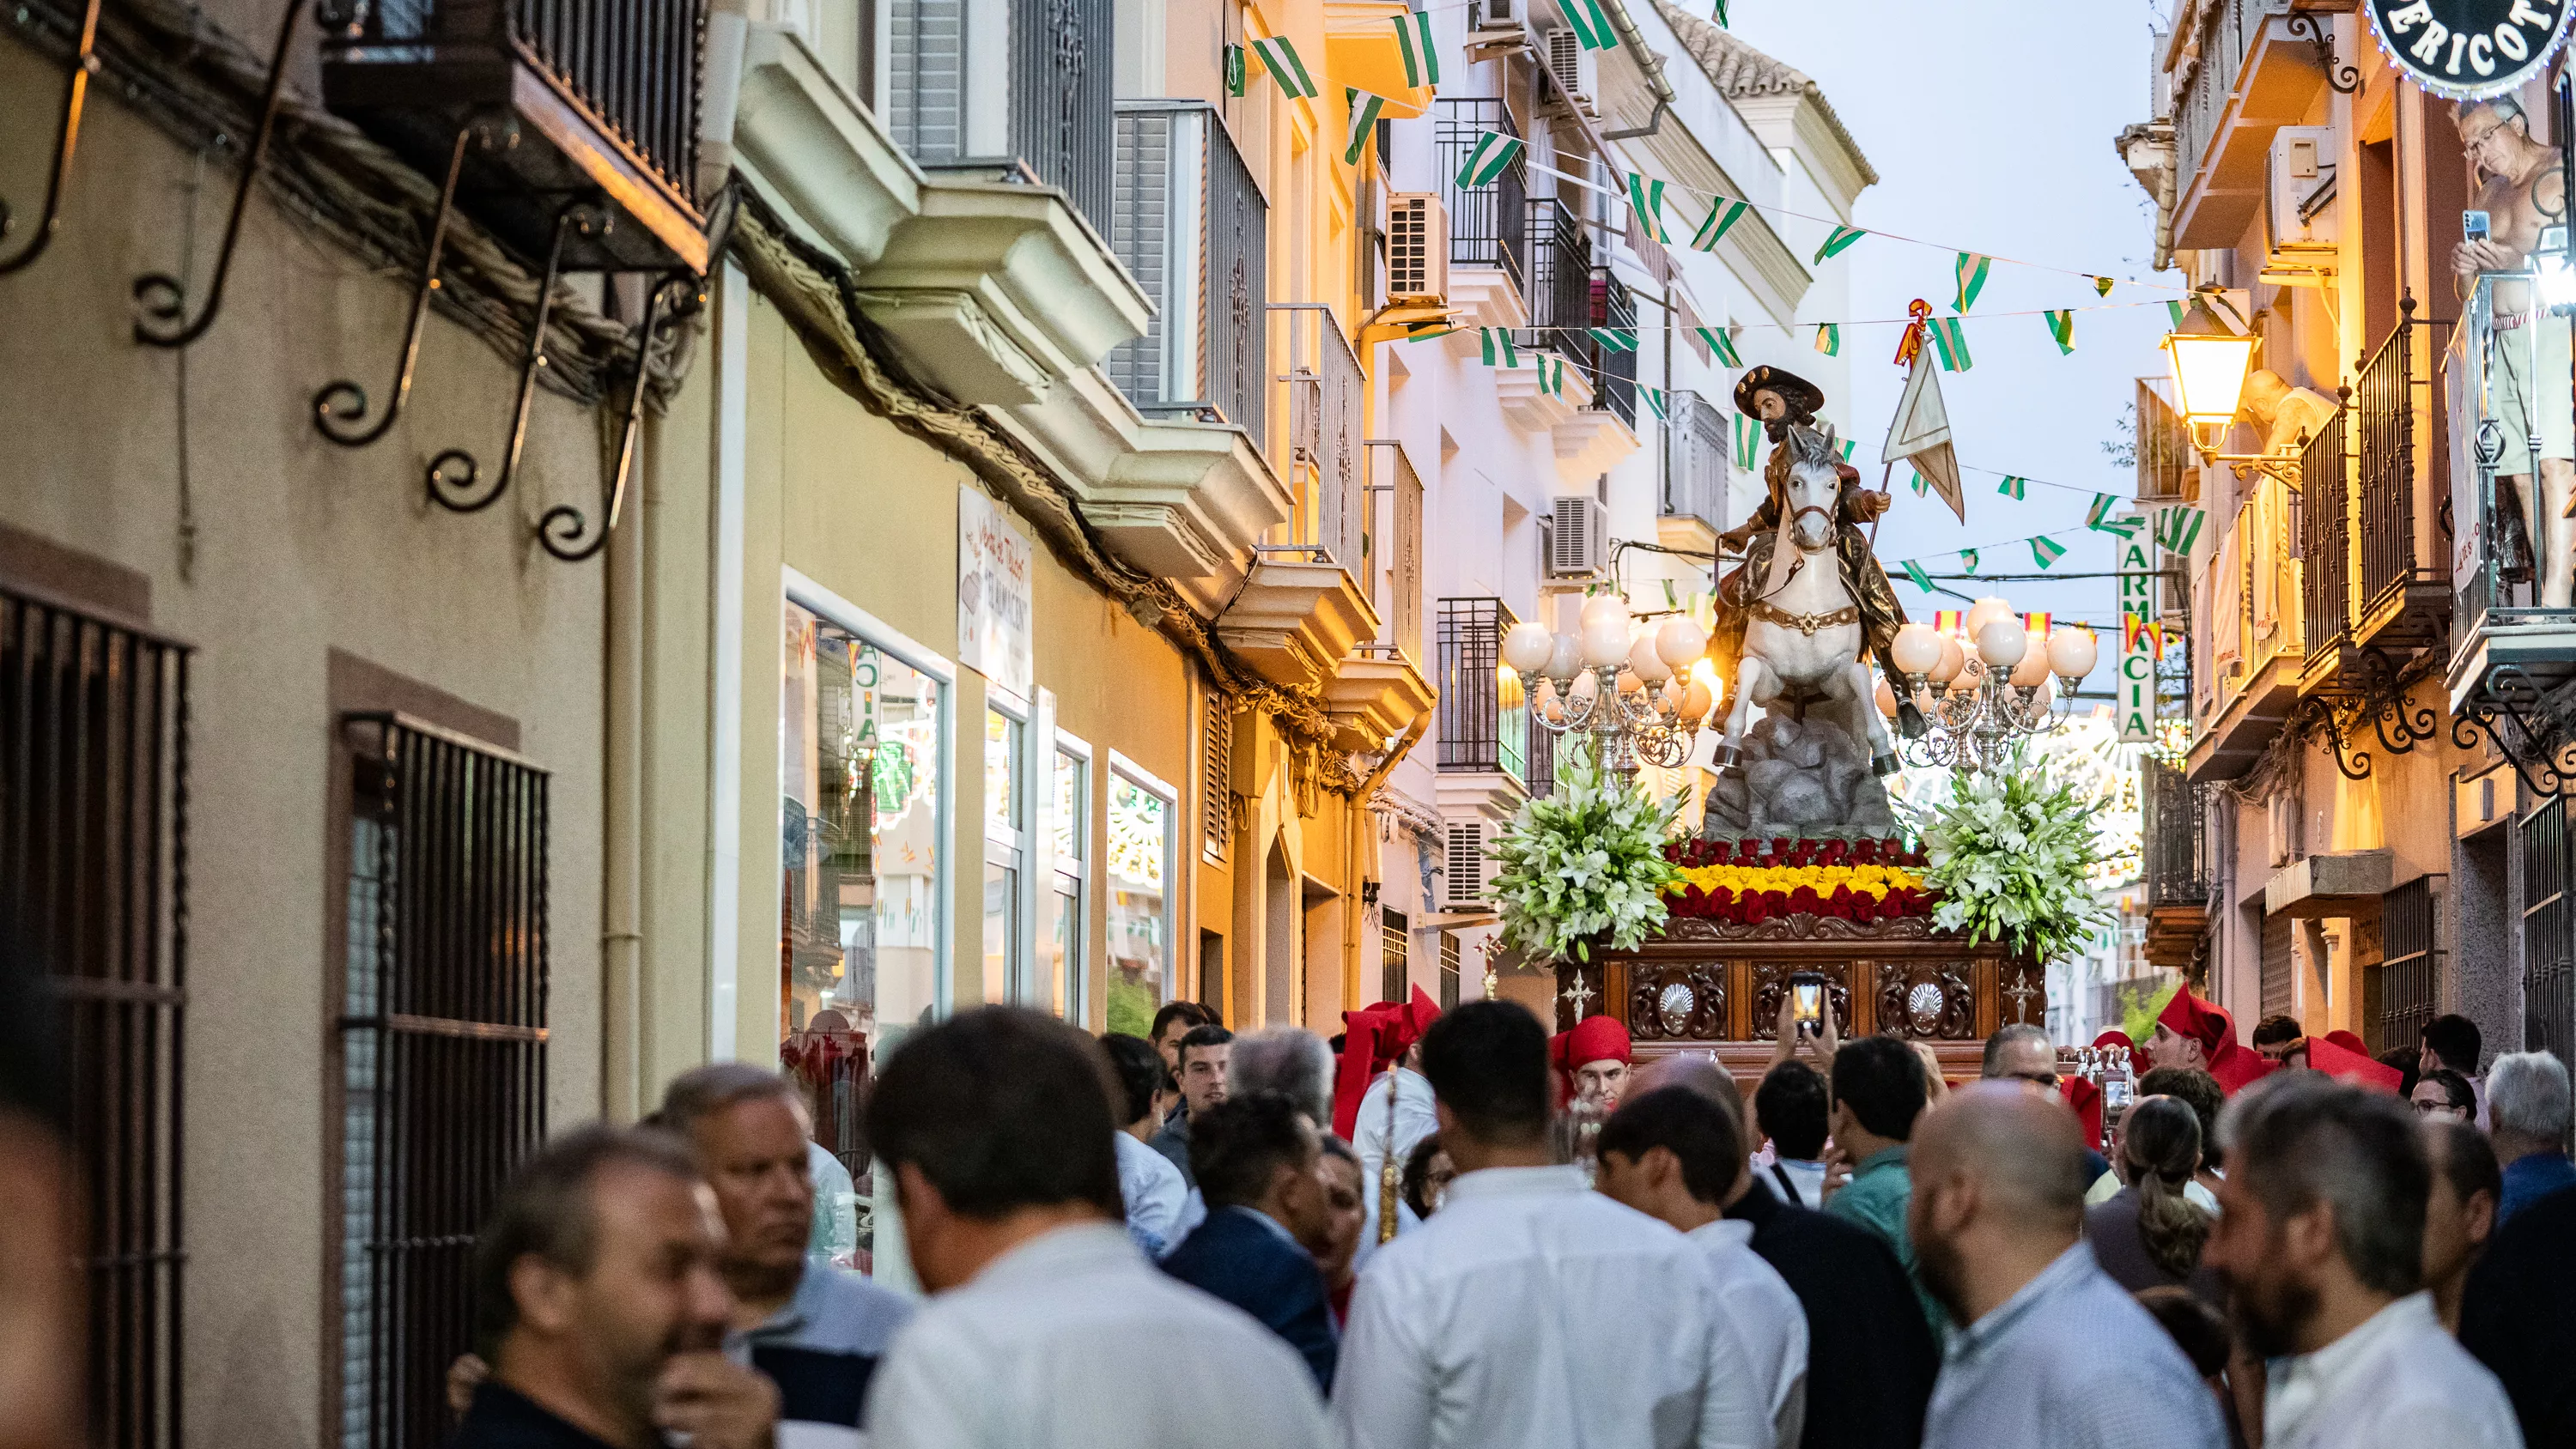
left=1437, top=597, right=1533, bottom=785
left=1522, top=197, right=1590, bottom=341
left=2354, top=305, right=2450, bottom=642
left=1108, top=102, right=1267, bottom=446
left=883, top=0, right=1115, bottom=234
left=1662, top=390, right=1728, bottom=534
left=2300, top=403, right=2349, bottom=658
left=1271, top=304, right=1366, bottom=573
left=321, top=0, right=708, bottom=273
left=1588, top=266, right=1637, bottom=428
left=2142, top=758, right=2209, bottom=908
left=1435, top=99, right=1526, bottom=291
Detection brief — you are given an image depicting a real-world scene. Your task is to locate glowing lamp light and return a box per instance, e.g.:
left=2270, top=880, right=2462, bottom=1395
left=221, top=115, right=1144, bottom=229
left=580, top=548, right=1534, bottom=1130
left=1929, top=633, right=1966, bottom=685
left=1964, top=597, right=2014, bottom=640
left=1627, top=633, right=1674, bottom=684
left=1975, top=620, right=2028, bottom=670
left=1501, top=620, right=1556, bottom=676
left=1580, top=616, right=1631, bottom=668
left=2009, top=634, right=2051, bottom=688
left=2161, top=294, right=2257, bottom=427
left=2046, top=626, right=2099, bottom=680
left=1578, top=594, right=1630, bottom=630
left=1655, top=616, right=1709, bottom=670
left=1891, top=621, right=1943, bottom=676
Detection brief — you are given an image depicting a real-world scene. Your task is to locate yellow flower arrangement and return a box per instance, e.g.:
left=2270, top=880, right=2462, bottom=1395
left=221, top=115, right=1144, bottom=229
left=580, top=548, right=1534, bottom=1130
left=1666, top=862, right=1923, bottom=901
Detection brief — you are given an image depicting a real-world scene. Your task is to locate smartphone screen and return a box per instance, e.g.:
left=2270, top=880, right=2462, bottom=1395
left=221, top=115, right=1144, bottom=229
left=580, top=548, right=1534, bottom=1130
left=2465, top=209, right=2492, bottom=240
left=1794, top=981, right=1821, bottom=1027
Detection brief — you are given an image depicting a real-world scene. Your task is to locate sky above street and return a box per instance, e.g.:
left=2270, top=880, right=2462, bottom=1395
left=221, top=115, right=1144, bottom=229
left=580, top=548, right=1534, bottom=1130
left=1728, top=0, right=2175, bottom=694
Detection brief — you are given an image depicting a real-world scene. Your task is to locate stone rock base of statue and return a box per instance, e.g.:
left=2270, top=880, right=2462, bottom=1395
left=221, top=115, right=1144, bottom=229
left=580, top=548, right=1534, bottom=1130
left=1701, top=714, right=1898, bottom=841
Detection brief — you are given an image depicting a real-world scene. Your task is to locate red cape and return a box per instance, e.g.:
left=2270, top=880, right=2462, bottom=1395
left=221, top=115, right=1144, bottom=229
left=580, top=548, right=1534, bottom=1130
left=2306, top=1033, right=2404, bottom=1093
left=1332, top=986, right=1442, bottom=1138
left=2160, top=986, right=2277, bottom=1095
left=2061, top=1073, right=2105, bottom=1151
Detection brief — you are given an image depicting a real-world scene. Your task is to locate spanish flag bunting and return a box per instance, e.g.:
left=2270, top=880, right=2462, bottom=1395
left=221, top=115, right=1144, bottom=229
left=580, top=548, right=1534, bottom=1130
left=1935, top=609, right=1962, bottom=634
left=2023, top=610, right=2051, bottom=634
left=2123, top=613, right=2147, bottom=652
left=1392, top=10, right=1439, bottom=86
left=1953, top=252, right=1990, bottom=313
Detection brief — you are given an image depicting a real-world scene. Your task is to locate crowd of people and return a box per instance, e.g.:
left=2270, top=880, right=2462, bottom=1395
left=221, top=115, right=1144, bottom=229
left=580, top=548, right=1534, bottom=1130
left=15, top=961, right=2576, bottom=1449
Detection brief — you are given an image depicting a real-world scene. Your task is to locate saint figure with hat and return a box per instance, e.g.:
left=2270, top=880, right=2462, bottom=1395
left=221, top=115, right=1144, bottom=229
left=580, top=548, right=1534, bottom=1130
left=1711, top=367, right=1921, bottom=740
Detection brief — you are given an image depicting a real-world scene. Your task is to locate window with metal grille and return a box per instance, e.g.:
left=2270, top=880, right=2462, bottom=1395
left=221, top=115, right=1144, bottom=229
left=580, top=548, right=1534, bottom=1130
left=1437, top=598, right=1522, bottom=779
left=336, top=714, right=549, bottom=1449
left=2260, top=909, right=2293, bottom=1022
left=1439, top=931, right=1461, bottom=1009
left=1, top=586, right=188, bottom=1449
left=1381, top=909, right=1410, bottom=1004
left=2372, top=876, right=2438, bottom=1057
left=2524, top=797, right=2573, bottom=1070
left=1201, top=692, right=1230, bottom=860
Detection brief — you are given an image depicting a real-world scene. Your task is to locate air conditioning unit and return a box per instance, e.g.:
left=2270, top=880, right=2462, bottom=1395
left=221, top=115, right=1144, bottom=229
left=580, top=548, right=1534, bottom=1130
left=1546, top=28, right=1595, bottom=113
left=1443, top=818, right=1492, bottom=910
left=1548, top=494, right=1607, bottom=578
left=2265, top=126, right=2337, bottom=259
left=1388, top=193, right=1449, bottom=303
left=1467, top=0, right=1526, bottom=58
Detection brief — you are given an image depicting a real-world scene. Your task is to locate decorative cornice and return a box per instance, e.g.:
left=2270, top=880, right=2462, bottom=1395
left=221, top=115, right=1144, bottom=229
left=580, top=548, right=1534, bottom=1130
left=1658, top=913, right=1941, bottom=943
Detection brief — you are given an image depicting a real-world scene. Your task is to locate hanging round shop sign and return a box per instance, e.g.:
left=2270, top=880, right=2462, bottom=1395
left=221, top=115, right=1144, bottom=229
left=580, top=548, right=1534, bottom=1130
left=2365, top=0, right=2576, bottom=100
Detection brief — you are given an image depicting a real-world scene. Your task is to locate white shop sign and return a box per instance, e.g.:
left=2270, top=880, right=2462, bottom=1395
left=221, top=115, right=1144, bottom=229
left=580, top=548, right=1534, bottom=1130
left=958, top=486, right=1033, bottom=697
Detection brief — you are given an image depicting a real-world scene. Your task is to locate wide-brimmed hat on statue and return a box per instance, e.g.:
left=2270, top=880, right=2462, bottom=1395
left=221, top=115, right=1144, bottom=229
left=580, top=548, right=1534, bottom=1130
left=1732, top=365, right=1825, bottom=421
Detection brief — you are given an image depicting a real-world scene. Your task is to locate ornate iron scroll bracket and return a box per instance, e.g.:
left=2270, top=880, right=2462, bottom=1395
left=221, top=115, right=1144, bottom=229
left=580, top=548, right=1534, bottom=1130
left=2453, top=663, right=2576, bottom=798
left=535, top=271, right=701, bottom=563
left=2284, top=12, right=2360, bottom=94
left=425, top=203, right=605, bottom=513
left=312, top=128, right=477, bottom=449
left=131, top=0, right=308, bottom=348
left=0, top=0, right=104, bottom=276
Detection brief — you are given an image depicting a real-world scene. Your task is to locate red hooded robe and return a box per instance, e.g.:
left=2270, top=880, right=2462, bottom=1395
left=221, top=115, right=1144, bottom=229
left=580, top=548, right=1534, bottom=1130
left=1331, top=986, right=1443, bottom=1139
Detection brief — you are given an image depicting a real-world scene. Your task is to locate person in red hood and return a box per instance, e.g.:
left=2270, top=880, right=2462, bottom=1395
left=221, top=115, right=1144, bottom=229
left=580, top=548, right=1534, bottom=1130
left=1551, top=1016, right=1634, bottom=1111
left=2150, top=987, right=2277, bottom=1095
left=2307, top=1032, right=2405, bottom=1093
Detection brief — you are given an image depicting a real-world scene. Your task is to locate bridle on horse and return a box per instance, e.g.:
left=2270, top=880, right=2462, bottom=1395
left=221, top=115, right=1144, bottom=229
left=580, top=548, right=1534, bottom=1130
left=1748, top=598, right=1859, bottom=636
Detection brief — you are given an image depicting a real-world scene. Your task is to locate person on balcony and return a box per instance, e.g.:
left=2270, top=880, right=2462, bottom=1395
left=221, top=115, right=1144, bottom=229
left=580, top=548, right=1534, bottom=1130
left=2455, top=96, right=2575, bottom=608
left=2241, top=370, right=2338, bottom=458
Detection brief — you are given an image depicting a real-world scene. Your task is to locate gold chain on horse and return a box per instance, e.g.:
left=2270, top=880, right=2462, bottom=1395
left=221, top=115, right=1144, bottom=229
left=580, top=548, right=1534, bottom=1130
left=1749, top=599, right=1860, bottom=636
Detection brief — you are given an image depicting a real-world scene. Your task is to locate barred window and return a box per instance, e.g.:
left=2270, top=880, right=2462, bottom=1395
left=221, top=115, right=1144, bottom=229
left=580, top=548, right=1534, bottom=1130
left=336, top=714, right=550, bottom=1449
left=2, top=586, right=189, bottom=1449
left=1381, top=909, right=1410, bottom=1005
left=1440, top=931, right=1461, bottom=1010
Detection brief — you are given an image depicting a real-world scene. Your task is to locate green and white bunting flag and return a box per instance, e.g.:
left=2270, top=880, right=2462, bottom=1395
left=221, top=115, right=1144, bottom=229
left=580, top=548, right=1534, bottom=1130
left=1538, top=354, right=1565, bottom=397
left=2166, top=299, right=2187, bottom=327
left=2154, top=505, right=2208, bottom=555
left=1902, top=559, right=1934, bottom=592
left=2044, top=309, right=2075, bottom=355
left=1959, top=549, right=1979, bottom=573
left=1249, top=35, right=1318, bottom=98
left=1404, top=324, right=1459, bottom=343
left=1343, top=90, right=1388, bottom=167
left=1998, top=475, right=2027, bottom=500
left=1562, top=0, right=1619, bottom=50
left=2032, top=535, right=2069, bottom=569
left=1479, top=328, right=1520, bottom=368
left=2086, top=494, right=2118, bottom=530
left=1733, top=413, right=1761, bottom=470
left=1626, top=173, right=1670, bottom=245
left=1697, top=325, right=1741, bottom=367
left=1910, top=471, right=1928, bottom=497
left=1643, top=387, right=1668, bottom=421
left=2093, top=276, right=2115, bottom=298
left=1929, top=316, right=1971, bottom=372
left=1814, top=225, right=1866, bottom=264
left=1692, top=198, right=1749, bottom=252
left=1589, top=327, right=1638, bottom=353
left=2096, top=515, right=2146, bottom=540
left=1712, top=0, right=1728, bottom=23
left=1224, top=44, right=1247, bottom=96
left=1953, top=252, right=1990, bottom=313
left=1455, top=130, right=1525, bottom=186
left=1839, top=438, right=1856, bottom=461
left=1814, top=323, right=1841, bottom=356
left=1393, top=10, right=1439, bottom=87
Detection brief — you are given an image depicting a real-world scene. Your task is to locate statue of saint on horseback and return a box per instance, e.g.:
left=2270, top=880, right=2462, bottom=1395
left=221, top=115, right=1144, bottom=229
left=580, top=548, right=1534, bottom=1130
left=1706, top=367, right=1922, bottom=810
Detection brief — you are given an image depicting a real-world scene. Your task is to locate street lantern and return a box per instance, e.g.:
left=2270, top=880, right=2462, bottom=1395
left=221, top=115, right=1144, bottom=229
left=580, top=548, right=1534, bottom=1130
left=2160, top=294, right=2257, bottom=430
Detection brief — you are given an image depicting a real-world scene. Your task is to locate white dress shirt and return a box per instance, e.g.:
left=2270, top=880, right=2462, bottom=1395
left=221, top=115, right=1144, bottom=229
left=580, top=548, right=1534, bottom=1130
left=1332, top=1164, right=1743, bottom=1449
left=1352, top=1067, right=1440, bottom=1253
left=2262, top=1292, right=2521, bottom=1449
left=1114, top=1131, right=1188, bottom=1258
left=1689, top=1219, right=1807, bottom=1449
left=864, top=1222, right=1331, bottom=1449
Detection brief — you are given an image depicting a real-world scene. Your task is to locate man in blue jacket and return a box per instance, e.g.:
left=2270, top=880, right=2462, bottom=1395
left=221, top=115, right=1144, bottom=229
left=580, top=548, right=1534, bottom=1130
left=1163, top=1089, right=1339, bottom=1391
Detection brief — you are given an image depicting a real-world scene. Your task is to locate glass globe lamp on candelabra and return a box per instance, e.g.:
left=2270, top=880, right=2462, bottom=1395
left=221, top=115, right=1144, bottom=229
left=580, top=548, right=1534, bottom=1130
left=1883, top=597, right=2097, bottom=773
left=1499, top=597, right=1722, bottom=777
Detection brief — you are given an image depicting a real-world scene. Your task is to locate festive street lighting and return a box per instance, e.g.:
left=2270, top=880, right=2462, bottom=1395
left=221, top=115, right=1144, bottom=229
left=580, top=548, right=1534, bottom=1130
left=2160, top=294, right=2256, bottom=433
left=1887, top=608, right=2095, bottom=773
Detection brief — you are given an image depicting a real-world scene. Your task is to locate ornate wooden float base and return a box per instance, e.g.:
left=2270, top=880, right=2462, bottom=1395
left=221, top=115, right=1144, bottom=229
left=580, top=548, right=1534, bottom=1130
left=1553, top=914, right=2044, bottom=1085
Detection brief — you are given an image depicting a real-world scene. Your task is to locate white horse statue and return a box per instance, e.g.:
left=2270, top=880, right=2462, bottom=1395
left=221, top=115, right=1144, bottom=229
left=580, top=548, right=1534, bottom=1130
left=1715, top=422, right=1901, bottom=779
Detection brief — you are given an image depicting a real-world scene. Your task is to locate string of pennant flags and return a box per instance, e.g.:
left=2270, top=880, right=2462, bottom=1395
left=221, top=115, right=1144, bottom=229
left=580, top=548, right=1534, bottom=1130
left=1889, top=500, right=2209, bottom=596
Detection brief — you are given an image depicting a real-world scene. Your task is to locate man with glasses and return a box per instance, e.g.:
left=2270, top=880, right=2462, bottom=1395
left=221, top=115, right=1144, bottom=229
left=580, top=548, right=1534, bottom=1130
left=1981, top=1025, right=2108, bottom=1185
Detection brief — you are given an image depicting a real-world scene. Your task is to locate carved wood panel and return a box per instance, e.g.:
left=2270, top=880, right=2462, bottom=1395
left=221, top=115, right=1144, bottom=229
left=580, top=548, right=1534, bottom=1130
left=1629, top=961, right=1727, bottom=1040
left=1874, top=959, right=1977, bottom=1039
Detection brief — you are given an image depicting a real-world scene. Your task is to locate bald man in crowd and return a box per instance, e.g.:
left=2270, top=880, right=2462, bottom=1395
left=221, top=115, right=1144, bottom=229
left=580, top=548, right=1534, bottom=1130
left=1910, top=1083, right=2223, bottom=1449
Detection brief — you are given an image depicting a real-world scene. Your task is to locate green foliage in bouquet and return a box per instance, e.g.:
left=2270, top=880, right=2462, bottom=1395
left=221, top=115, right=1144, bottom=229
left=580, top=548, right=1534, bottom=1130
left=1488, top=737, right=1681, bottom=963
left=1906, top=749, right=2115, bottom=965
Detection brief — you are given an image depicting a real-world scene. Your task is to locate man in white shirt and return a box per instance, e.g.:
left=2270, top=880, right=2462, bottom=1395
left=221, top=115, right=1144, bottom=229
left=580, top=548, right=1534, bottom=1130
left=1330, top=1001, right=1735, bottom=1449
left=864, top=1009, right=1331, bottom=1449
left=2203, top=1075, right=2521, bottom=1449
left=1595, top=1085, right=1809, bottom=1449
left=1102, top=1033, right=1189, bottom=1256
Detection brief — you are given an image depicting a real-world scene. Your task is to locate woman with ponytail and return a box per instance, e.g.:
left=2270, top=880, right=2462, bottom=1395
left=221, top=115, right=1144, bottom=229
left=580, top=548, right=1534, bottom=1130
left=2085, top=1094, right=2225, bottom=1306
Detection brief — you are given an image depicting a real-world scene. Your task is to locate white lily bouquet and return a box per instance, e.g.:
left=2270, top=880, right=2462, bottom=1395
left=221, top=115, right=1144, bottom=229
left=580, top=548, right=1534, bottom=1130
left=1908, top=749, right=2115, bottom=964
left=1488, top=738, right=1681, bottom=963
